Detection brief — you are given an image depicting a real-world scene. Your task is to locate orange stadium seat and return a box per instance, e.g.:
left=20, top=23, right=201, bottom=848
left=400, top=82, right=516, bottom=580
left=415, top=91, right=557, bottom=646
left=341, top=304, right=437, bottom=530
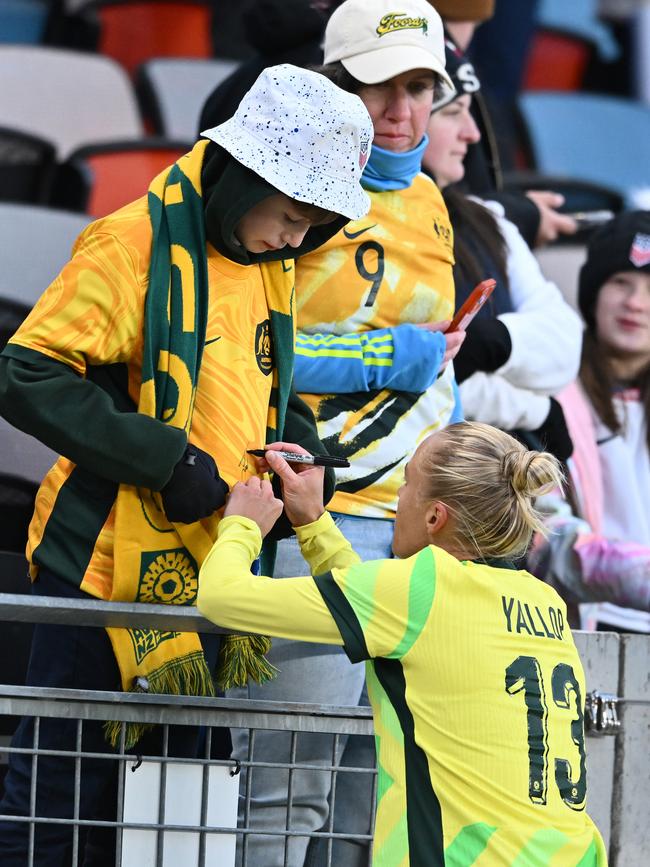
left=523, top=28, right=593, bottom=91
left=54, top=139, right=191, bottom=217
left=91, top=0, right=213, bottom=77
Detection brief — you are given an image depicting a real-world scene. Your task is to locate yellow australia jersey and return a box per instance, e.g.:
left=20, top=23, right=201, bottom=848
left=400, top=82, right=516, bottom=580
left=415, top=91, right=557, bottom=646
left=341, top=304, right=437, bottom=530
left=201, top=513, right=608, bottom=867
left=293, top=174, right=456, bottom=519
left=322, top=549, right=608, bottom=866
left=5, top=196, right=275, bottom=598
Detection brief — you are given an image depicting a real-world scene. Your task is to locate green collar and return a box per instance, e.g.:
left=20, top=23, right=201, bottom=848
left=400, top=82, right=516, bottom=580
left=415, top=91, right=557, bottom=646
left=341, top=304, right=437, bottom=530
left=468, top=556, right=518, bottom=571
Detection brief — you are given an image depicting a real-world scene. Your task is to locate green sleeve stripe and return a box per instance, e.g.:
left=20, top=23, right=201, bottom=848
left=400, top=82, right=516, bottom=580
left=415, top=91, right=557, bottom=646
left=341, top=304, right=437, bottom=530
left=313, top=571, right=370, bottom=662
left=295, top=347, right=363, bottom=359
left=576, top=839, right=601, bottom=867
left=391, top=547, right=436, bottom=658
left=445, top=822, right=497, bottom=866
left=297, top=333, right=392, bottom=348
left=511, top=828, right=568, bottom=865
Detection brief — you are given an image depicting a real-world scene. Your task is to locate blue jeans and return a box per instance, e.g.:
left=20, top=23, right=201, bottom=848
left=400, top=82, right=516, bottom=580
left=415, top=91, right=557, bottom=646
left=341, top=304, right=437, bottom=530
left=0, top=569, right=228, bottom=866
left=229, top=514, right=394, bottom=867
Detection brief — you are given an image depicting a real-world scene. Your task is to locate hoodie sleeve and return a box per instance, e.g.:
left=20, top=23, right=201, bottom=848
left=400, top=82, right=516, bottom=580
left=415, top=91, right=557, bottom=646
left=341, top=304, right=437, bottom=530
left=0, top=350, right=186, bottom=490
left=0, top=222, right=187, bottom=489
left=531, top=490, right=650, bottom=612
left=459, top=371, right=551, bottom=431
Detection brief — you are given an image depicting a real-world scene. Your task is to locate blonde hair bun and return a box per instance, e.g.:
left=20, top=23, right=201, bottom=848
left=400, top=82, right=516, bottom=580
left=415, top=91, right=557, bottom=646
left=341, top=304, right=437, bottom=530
left=422, top=422, right=565, bottom=560
left=502, top=449, right=560, bottom=501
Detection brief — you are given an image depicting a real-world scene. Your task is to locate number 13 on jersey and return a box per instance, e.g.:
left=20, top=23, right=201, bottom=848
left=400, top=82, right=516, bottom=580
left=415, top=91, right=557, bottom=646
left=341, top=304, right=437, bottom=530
left=506, top=655, right=587, bottom=811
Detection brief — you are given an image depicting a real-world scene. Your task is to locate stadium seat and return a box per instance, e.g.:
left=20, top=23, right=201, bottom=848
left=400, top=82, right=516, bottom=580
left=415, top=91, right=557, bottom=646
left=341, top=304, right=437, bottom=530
left=523, top=29, right=593, bottom=91
left=534, top=244, right=587, bottom=310
left=0, top=0, right=49, bottom=44
left=0, top=421, right=57, bottom=688
left=0, top=418, right=57, bottom=491
left=0, top=45, right=143, bottom=159
left=0, top=203, right=90, bottom=346
left=0, top=126, right=56, bottom=204
left=518, top=92, right=650, bottom=207
left=535, top=0, right=619, bottom=62
left=503, top=170, right=624, bottom=217
left=88, top=0, right=213, bottom=77
left=137, top=57, right=239, bottom=139
left=53, top=139, right=191, bottom=217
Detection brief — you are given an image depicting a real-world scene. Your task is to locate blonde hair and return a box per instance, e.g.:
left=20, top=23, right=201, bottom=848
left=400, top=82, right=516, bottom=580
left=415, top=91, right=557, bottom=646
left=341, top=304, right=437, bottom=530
left=421, top=422, right=564, bottom=559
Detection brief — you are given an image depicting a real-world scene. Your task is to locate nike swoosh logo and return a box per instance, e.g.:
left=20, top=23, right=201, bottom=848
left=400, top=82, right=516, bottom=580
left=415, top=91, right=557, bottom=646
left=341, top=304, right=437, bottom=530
left=343, top=224, right=377, bottom=239
left=204, top=336, right=221, bottom=346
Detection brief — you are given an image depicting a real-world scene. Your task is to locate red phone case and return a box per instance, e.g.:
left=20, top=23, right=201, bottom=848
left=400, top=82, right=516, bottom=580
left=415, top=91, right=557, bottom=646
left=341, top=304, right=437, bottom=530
left=446, top=279, right=497, bottom=332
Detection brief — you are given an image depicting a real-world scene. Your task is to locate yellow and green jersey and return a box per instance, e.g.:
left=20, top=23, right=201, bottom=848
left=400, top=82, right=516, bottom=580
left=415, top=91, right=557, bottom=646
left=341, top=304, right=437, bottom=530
left=200, top=512, right=608, bottom=867
left=292, top=174, right=458, bottom=520
left=3, top=196, right=277, bottom=598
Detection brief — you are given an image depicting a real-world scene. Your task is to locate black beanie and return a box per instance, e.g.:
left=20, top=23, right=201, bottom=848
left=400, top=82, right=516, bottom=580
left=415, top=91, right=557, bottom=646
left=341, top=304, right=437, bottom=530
left=578, top=210, right=650, bottom=330
left=431, top=38, right=481, bottom=111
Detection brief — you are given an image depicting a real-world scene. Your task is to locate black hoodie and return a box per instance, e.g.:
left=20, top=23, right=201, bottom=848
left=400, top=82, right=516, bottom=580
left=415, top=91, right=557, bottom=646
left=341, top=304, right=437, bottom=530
left=199, top=0, right=326, bottom=133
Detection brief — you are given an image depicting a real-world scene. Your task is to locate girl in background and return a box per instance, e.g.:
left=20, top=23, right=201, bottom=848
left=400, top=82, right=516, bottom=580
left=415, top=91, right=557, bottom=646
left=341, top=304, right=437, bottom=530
left=532, top=211, right=650, bottom=629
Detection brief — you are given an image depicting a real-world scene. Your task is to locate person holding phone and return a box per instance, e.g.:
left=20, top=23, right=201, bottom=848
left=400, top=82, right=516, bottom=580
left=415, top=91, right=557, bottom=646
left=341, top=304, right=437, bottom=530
left=422, top=39, right=583, bottom=462
left=197, top=428, right=608, bottom=867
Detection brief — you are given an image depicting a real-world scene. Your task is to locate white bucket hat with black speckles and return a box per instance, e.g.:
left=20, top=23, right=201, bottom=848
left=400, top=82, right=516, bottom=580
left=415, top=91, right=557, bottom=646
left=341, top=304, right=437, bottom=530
left=201, top=64, right=373, bottom=221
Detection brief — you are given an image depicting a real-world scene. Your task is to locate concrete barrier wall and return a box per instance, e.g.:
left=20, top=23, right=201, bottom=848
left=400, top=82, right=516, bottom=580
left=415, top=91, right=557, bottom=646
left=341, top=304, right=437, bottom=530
left=575, top=631, right=650, bottom=866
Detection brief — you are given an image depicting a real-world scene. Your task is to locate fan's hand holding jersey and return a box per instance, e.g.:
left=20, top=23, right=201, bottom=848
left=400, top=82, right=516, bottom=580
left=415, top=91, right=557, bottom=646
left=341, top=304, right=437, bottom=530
left=199, top=512, right=608, bottom=867
left=293, top=175, right=458, bottom=519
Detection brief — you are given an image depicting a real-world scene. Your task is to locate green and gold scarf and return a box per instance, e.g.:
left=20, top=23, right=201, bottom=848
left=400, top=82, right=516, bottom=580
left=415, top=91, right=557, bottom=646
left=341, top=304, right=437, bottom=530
left=105, top=140, right=296, bottom=748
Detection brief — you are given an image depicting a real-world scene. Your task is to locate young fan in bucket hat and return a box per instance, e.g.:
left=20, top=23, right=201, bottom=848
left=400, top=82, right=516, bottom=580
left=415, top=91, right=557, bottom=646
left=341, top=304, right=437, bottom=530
left=0, top=64, right=372, bottom=865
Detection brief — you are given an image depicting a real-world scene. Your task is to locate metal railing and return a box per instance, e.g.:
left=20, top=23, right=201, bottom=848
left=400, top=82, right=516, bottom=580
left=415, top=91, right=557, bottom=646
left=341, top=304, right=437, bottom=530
left=1, top=595, right=649, bottom=865
left=0, top=593, right=376, bottom=867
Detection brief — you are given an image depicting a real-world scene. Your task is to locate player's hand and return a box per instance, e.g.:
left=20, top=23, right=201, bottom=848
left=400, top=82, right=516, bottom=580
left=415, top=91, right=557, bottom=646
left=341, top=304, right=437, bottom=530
left=255, top=442, right=326, bottom=527
left=417, top=320, right=466, bottom=370
left=224, top=476, right=284, bottom=538
left=526, top=191, right=578, bottom=247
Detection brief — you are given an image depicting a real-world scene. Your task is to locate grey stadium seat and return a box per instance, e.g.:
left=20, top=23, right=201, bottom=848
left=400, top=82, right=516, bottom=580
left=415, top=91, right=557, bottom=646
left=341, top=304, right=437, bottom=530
left=138, top=57, right=239, bottom=141
left=0, top=45, right=143, bottom=159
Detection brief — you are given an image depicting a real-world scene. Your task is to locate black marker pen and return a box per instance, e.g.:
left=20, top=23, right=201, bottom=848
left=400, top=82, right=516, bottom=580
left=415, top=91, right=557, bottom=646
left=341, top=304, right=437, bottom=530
left=247, top=449, right=350, bottom=468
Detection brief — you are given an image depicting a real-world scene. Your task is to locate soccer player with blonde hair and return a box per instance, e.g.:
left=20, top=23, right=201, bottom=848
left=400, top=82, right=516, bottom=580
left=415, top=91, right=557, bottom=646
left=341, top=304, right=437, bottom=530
left=199, top=422, right=607, bottom=866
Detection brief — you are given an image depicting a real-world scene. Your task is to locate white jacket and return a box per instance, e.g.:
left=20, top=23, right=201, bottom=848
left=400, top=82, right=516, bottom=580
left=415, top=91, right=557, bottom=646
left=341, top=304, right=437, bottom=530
left=459, top=199, right=583, bottom=430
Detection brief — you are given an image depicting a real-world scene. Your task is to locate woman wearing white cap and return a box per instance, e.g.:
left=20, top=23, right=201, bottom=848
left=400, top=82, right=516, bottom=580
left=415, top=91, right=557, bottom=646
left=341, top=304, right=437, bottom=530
left=227, top=2, right=467, bottom=865
left=0, top=64, right=373, bottom=865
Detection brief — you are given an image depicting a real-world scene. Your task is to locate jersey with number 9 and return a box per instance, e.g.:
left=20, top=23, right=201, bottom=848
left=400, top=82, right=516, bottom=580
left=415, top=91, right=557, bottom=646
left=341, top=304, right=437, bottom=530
left=294, top=174, right=456, bottom=520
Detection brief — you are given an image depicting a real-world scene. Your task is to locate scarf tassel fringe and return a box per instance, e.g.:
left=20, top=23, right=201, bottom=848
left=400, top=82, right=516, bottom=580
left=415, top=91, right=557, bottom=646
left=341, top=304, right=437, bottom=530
left=104, top=636, right=277, bottom=749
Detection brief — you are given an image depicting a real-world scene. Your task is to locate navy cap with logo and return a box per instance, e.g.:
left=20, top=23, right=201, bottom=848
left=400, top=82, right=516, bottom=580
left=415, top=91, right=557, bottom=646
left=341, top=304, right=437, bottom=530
left=578, top=210, right=650, bottom=330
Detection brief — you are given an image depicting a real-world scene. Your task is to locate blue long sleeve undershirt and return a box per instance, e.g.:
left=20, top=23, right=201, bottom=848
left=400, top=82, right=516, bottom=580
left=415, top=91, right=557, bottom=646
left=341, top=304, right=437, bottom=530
left=293, top=324, right=446, bottom=394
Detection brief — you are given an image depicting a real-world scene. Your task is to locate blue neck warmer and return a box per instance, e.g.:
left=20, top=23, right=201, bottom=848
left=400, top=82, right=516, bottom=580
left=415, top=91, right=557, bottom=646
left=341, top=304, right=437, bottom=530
left=361, top=135, right=429, bottom=192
